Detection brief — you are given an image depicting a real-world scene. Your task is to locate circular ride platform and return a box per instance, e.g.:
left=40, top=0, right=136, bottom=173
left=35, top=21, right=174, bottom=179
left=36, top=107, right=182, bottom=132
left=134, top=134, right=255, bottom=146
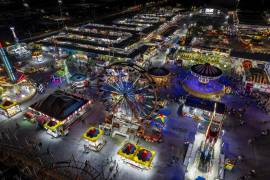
left=183, top=63, right=225, bottom=100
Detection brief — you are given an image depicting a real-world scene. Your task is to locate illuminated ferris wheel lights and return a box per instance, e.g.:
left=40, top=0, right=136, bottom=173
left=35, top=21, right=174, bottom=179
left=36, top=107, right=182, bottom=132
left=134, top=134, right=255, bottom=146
left=99, top=62, right=157, bottom=119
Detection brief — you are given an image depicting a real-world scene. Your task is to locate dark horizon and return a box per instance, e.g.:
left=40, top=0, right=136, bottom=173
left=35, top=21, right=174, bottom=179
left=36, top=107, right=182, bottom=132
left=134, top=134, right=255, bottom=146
left=0, top=0, right=268, bottom=43
left=0, top=0, right=269, bottom=10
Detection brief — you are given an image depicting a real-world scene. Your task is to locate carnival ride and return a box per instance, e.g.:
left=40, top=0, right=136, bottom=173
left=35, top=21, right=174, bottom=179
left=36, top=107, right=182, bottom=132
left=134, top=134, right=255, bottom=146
left=182, top=63, right=225, bottom=100
left=98, top=62, right=157, bottom=139
left=147, top=67, right=171, bottom=88
left=191, top=63, right=222, bottom=84
left=136, top=112, right=168, bottom=143
left=6, top=43, right=31, bottom=60
left=184, top=102, right=225, bottom=180
left=150, top=113, right=168, bottom=129
left=137, top=108, right=170, bottom=142
left=6, top=27, right=31, bottom=59
left=0, top=42, right=17, bottom=82
left=117, top=142, right=156, bottom=170
left=0, top=42, right=36, bottom=108
left=70, top=73, right=89, bottom=88
left=0, top=78, right=36, bottom=104
left=49, top=58, right=71, bottom=85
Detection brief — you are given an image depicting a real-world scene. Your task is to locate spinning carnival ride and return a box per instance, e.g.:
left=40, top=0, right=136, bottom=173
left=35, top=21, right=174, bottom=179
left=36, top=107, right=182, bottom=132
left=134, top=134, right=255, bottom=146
left=183, top=63, right=225, bottom=100
left=99, top=62, right=157, bottom=119
left=184, top=103, right=225, bottom=180
left=98, top=62, right=157, bottom=138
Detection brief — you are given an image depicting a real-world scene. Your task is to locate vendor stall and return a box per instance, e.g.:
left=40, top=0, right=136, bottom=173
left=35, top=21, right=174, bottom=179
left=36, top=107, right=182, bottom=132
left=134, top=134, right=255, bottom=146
left=0, top=100, right=21, bottom=117
left=117, top=142, right=156, bottom=170
left=82, top=127, right=106, bottom=151
left=243, top=68, right=270, bottom=93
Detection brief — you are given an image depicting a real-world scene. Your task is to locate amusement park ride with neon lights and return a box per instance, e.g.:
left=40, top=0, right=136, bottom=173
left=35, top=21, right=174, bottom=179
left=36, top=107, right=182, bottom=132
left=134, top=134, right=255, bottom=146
left=6, top=27, right=31, bottom=60
left=0, top=42, right=17, bottom=83
left=98, top=62, right=157, bottom=139
left=184, top=102, right=225, bottom=180
left=183, top=63, right=225, bottom=100
left=0, top=41, right=36, bottom=117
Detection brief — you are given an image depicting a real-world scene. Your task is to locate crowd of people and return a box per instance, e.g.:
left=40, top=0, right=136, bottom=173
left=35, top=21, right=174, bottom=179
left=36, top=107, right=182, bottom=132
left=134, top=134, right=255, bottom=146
left=250, top=91, right=270, bottom=114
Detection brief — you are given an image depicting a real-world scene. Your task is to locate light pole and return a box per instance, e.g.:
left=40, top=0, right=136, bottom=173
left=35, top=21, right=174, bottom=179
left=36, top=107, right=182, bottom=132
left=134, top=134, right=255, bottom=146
left=58, top=0, right=64, bottom=28
left=236, top=0, right=240, bottom=10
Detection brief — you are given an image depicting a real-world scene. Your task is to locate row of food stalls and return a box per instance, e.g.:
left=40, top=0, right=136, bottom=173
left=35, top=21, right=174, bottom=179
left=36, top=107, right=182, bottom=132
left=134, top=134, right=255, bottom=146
left=43, top=46, right=126, bottom=64
left=37, top=10, right=181, bottom=66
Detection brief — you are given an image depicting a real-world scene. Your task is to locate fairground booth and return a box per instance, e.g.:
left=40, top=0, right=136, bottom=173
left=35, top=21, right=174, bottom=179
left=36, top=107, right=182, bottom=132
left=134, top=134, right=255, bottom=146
left=243, top=68, right=270, bottom=93
left=82, top=127, right=106, bottom=152
left=0, top=100, right=21, bottom=117
left=30, top=91, right=91, bottom=137
left=230, top=51, right=270, bottom=76
left=118, top=142, right=156, bottom=170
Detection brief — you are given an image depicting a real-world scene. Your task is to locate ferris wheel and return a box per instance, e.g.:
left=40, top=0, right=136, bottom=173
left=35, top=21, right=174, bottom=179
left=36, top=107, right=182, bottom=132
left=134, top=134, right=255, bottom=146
left=98, top=62, right=157, bottom=119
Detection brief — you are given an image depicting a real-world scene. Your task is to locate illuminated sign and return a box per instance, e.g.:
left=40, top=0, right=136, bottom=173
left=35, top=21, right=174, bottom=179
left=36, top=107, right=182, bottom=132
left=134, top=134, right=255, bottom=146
left=205, top=8, right=214, bottom=14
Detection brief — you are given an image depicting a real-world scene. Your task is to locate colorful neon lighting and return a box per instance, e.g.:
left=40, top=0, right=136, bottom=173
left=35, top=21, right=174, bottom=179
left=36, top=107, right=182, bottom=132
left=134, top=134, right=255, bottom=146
left=63, top=59, right=71, bottom=84
left=82, top=127, right=103, bottom=142
left=117, top=142, right=156, bottom=169
left=154, top=113, right=167, bottom=124
left=0, top=42, right=17, bottom=82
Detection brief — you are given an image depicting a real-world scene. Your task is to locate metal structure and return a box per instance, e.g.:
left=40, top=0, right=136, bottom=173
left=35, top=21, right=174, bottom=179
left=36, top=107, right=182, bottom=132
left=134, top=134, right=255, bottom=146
left=184, top=102, right=225, bottom=180
left=7, top=27, right=31, bottom=59
left=10, top=27, right=19, bottom=44
left=0, top=42, right=17, bottom=82
left=98, top=62, right=157, bottom=120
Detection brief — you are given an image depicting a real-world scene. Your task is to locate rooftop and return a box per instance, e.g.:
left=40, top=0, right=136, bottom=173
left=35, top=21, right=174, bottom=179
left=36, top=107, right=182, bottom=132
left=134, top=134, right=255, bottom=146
left=30, top=90, right=87, bottom=121
left=230, top=50, right=270, bottom=62
left=185, top=96, right=226, bottom=114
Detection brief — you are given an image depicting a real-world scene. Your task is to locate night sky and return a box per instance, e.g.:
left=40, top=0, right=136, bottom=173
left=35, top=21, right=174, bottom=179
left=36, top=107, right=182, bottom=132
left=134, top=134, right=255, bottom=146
left=0, top=0, right=269, bottom=10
